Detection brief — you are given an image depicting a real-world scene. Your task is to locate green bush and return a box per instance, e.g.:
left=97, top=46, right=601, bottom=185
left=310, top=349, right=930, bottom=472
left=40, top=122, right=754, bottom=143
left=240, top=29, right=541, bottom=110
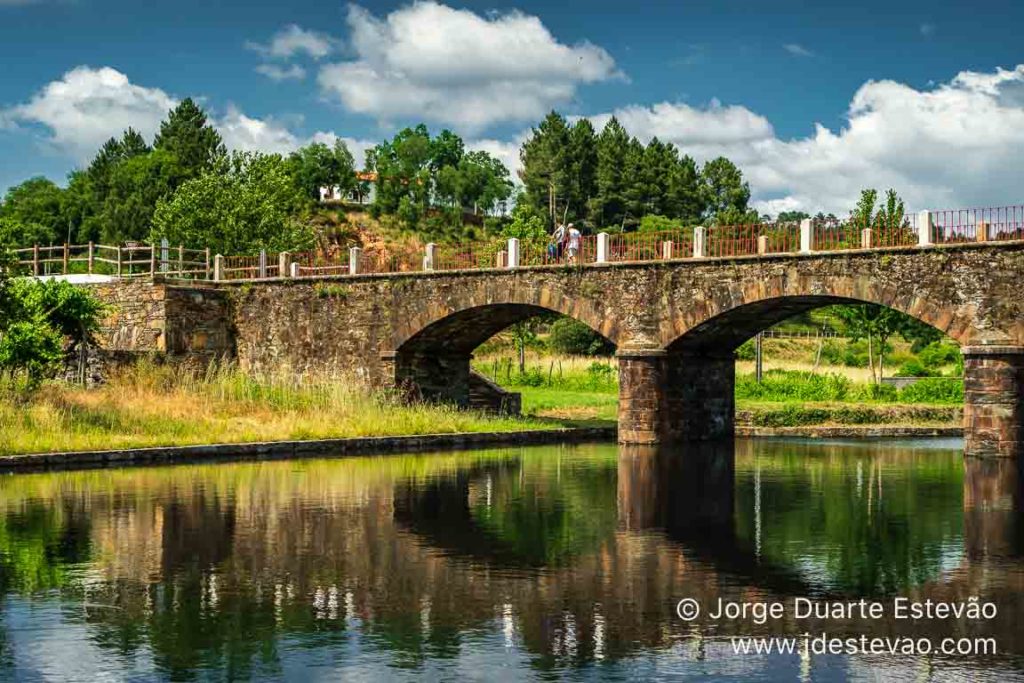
left=735, top=339, right=756, bottom=360
left=918, top=342, right=961, bottom=369
left=736, top=370, right=852, bottom=401
left=898, top=378, right=963, bottom=404
left=896, top=359, right=936, bottom=377
left=547, top=318, right=613, bottom=356
left=637, top=214, right=677, bottom=233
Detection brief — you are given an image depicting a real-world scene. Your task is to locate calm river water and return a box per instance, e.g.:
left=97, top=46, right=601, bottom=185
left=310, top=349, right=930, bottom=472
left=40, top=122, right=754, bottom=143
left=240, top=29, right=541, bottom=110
left=0, top=438, right=1022, bottom=681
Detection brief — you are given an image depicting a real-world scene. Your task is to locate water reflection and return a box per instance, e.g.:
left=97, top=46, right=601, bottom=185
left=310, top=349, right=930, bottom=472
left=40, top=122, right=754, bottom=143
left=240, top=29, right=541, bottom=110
left=0, top=441, right=1022, bottom=680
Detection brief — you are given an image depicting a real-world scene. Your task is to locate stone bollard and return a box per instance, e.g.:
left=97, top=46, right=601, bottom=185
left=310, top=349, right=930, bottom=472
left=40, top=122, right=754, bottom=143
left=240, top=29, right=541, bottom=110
left=860, top=228, right=873, bottom=249
left=213, top=254, right=224, bottom=282
left=279, top=251, right=290, bottom=278
left=507, top=237, right=520, bottom=268
left=596, top=232, right=609, bottom=263
left=693, top=226, right=706, bottom=258
left=349, top=247, right=361, bottom=275
left=496, top=250, right=508, bottom=268
left=290, top=261, right=300, bottom=278
left=800, top=218, right=812, bottom=253
left=757, top=235, right=768, bottom=255
left=977, top=221, right=989, bottom=242
left=916, top=210, right=932, bottom=247
left=423, top=242, right=437, bottom=271
left=258, top=250, right=268, bottom=279
left=662, top=241, right=673, bottom=260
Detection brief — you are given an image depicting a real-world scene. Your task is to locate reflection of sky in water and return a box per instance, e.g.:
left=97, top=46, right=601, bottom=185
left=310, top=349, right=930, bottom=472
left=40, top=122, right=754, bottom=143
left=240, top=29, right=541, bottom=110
left=0, top=439, right=1021, bottom=681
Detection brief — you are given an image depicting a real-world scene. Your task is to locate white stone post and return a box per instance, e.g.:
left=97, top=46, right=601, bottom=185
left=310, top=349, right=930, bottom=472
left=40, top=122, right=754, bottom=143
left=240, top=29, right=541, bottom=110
left=507, top=237, right=520, bottom=268
left=160, top=238, right=170, bottom=273
left=861, top=228, right=873, bottom=249
left=289, top=261, right=300, bottom=278
left=800, top=218, right=813, bottom=253
left=423, top=242, right=437, bottom=271
left=258, top=250, right=267, bottom=279
left=693, top=226, right=706, bottom=258
left=279, top=251, right=289, bottom=278
left=661, top=241, right=673, bottom=260
left=916, top=210, right=932, bottom=247
left=596, top=232, right=610, bottom=263
left=496, top=250, right=508, bottom=268
left=213, top=254, right=224, bottom=282
left=757, top=235, right=768, bottom=255
left=349, top=247, right=361, bottom=275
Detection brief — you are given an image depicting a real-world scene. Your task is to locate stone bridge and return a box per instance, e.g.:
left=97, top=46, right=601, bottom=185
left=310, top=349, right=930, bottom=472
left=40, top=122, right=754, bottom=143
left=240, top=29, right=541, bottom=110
left=92, top=241, right=1024, bottom=458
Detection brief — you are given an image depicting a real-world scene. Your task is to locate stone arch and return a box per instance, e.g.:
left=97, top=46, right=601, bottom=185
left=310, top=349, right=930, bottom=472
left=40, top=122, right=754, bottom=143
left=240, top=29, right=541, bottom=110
left=392, top=301, right=614, bottom=409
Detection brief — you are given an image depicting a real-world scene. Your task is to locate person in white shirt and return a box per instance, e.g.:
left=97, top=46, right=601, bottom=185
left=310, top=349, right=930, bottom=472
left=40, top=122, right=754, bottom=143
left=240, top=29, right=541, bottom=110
left=550, top=223, right=566, bottom=261
left=566, top=224, right=581, bottom=263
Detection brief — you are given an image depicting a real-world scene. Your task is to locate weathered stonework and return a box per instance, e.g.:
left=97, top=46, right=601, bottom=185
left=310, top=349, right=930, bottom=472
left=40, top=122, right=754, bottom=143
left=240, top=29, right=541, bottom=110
left=86, top=242, right=1024, bottom=456
left=963, top=346, right=1024, bottom=458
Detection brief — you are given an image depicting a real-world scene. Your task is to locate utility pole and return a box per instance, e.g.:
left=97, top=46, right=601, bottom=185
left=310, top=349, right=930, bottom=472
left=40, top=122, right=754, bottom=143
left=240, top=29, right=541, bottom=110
left=755, top=332, right=764, bottom=383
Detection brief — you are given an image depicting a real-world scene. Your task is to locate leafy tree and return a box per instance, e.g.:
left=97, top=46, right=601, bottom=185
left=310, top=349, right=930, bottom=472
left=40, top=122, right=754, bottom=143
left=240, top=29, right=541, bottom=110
left=0, top=178, right=64, bottom=246
left=288, top=140, right=356, bottom=201
left=875, top=188, right=906, bottom=228
left=151, top=152, right=313, bottom=254
left=547, top=317, right=613, bottom=356
left=851, top=188, right=878, bottom=228
left=519, top=112, right=572, bottom=227
left=777, top=210, right=810, bottom=222
left=832, top=304, right=908, bottom=383
left=153, top=98, right=225, bottom=177
left=701, top=157, right=755, bottom=224
left=638, top=214, right=676, bottom=233
left=501, top=194, right=547, bottom=240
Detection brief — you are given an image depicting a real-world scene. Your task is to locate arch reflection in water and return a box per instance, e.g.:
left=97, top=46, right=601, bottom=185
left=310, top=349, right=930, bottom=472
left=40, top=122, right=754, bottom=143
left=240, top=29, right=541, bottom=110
left=0, top=440, right=1023, bottom=680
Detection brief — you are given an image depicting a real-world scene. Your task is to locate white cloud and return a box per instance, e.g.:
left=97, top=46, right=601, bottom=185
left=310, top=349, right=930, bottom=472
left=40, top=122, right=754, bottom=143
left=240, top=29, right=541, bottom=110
left=255, top=63, right=307, bottom=82
left=317, top=1, right=619, bottom=132
left=3, top=66, right=373, bottom=166
left=783, top=43, right=813, bottom=57
left=246, top=24, right=335, bottom=60
left=586, top=64, right=1024, bottom=215
left=3, top=66, right=175, bottom=161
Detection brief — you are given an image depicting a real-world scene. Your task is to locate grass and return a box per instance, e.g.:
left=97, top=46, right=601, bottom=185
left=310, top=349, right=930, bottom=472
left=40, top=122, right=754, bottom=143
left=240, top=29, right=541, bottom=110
left=0, top=363, right=553, bottom=456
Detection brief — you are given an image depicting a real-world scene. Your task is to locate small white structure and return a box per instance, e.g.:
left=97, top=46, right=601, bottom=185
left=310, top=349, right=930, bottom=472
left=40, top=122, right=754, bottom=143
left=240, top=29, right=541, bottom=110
left=319, top=185, right=345, bottom=202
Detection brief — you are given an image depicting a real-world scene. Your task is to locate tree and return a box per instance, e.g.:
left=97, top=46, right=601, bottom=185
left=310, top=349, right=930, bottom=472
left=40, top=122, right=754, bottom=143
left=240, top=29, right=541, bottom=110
left=833, top=304, right=907, bottom=383
left=701, top=157, right=754, bottom=224
left=592, top=117, right=630, bottom=228
left=99, top=149, right=181, bottom=243
left=566, top=119, right=598, bottom=224
left=288, top=141, right=356, bottom=201
left=665, top=154, right=704, bottom=223
left=501, top=194, right=547, bottom=240
left=777, top=210, right=810, bottom=222
left=875, top=188, right=906, bottom=229
left=0, top=178, right=64, bottom=246
left=151, top=152, right=313, bottom=254
left=851, top=188, right=878, bottom=229
left=519, top=112, right=572, bottom=227
left=153, top=98, right=225, bottom=177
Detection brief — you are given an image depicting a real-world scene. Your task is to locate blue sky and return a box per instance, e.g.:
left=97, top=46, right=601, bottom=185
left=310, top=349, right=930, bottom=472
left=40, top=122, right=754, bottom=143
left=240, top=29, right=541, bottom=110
left=2, top=0, right=1023, bottom=214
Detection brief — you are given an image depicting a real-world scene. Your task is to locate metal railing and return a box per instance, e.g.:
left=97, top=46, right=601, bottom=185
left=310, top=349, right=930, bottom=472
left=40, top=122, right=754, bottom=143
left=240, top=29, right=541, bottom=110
left=11, top=204, right=1024, bottom=283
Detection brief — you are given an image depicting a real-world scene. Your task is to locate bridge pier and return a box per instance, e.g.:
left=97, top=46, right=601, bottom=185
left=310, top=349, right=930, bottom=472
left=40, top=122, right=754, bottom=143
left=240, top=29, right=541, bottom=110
left=395, top=351, right=472, bottom=407
left=963, top=346, right=1024, bottom=459
left=617, top=349, right=735, bottom=444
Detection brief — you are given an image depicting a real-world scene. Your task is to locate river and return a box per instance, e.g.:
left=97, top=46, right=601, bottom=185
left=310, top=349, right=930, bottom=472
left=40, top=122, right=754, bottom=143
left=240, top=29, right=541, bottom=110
left=0, top=438, right=1021, bottom=681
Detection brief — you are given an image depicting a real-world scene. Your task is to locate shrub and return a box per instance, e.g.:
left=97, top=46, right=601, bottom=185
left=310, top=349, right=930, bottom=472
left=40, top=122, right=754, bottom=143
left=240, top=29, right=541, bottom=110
left=918, top=342, right=961, bottom=369
left=899, top=378, right=963, bottom=404
left=735, top=370, right=852, bottom=402
left=637, top=214, right=677, bottom=233
left=547, top=318, right=613, bottom=356
left=735, top=339, right=756, bottom=360
left=896, top=359, right=935, bottom=377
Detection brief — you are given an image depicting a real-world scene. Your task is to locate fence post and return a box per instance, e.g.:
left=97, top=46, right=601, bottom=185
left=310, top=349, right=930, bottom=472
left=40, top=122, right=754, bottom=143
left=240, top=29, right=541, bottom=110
left=661, top=240, right=673, bottom=260
left=507, top=238, right=520, bottom=268
left=278, top=252, right=289, bottom=278
left=977, top=220, right=989, bottom=243
left=596, top=232, right=609, bottom=263
left=116, top=246, right=123, bottom=278
left=33, top=245, right=39, bottom=276
left=204, top=248, right=211, bottom=279
left=916, top=210, right=932, bottom=247
left=178, top=245, right=184, bottom=275
left=149, top=244, right=156, bottom=275
left=160, top=238, right=169, bottom=273
left=757, top=235, right=768, bottom=255
left=88, top=242, right=95, bottom=274
left=214, top=254, right=224, bottom=282
left=800, top=218, right=812, bottom=253
left=63, top=243, right=69, bottom=274
left=693, top=227, right=706, bottom=258
left=423, top=243, right=437, bottom=270
left=496, top=250, right=508, bottom=268
left=349, top=247, right=361, bottom=275
left=290, top=261, right=300, bottom=278
left=860, top=228, right=873, bottom=249
left=258, top=250, right=267, bottom=279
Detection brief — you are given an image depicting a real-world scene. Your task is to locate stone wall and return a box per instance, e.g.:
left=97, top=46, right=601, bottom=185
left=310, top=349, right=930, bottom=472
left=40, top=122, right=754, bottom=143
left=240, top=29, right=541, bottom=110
left=87, top=279, right=167, bottom=352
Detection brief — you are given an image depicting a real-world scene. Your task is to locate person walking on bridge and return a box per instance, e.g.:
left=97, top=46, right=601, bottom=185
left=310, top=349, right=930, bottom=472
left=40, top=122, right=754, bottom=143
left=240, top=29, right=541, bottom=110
left=549, top=222, right=566, bottom=262
left=566, top=223, right=581, bottom=264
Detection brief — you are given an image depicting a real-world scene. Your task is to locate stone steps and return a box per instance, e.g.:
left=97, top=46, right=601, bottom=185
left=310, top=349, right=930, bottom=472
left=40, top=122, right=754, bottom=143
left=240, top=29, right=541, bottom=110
left=468, top=370, right=521, bottom=416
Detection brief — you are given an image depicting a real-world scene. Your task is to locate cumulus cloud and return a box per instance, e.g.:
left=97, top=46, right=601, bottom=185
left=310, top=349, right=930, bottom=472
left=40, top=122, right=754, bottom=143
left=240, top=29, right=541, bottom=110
left=586, top=64, right=1024, bottom=215
left=2, top=66, right=371, bottom=165
left=246, top=24, right=335, bottom=60
left=255, top=63, right=307, bottom=82
left=317, top=1, right=619, bottom=131
left=3, top=66, right=175, bottom=160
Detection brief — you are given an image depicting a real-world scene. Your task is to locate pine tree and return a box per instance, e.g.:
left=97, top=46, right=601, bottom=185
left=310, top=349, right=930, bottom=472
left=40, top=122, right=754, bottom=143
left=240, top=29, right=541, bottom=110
left=567, top=119, right=598, bottom=224
left=666, top=154, right=704, bottom=222
left=621, top=137, right=647, bottom=229
left=592, top=117, right=629, bottom=229
left=519, top=111, right=571, bottom=227
left=701, top=157, right=753, bottom=224
left=153, top=98, right=225, bottom=178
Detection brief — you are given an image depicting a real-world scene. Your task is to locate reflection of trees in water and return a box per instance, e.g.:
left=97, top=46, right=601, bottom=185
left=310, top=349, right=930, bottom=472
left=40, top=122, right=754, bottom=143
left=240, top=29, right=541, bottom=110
left=732, top=439, right=965, bottom=595
left=0, top=444, right=1021, bottom=678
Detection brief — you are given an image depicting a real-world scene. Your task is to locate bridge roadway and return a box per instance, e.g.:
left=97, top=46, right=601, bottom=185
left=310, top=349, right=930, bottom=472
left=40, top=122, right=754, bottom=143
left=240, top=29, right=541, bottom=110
left=89, top=240, right=1024, bottom=458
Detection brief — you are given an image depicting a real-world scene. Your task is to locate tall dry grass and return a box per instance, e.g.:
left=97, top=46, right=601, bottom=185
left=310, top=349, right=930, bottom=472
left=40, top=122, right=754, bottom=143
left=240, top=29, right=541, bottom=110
left=0, top=362, right=548, bottom=456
